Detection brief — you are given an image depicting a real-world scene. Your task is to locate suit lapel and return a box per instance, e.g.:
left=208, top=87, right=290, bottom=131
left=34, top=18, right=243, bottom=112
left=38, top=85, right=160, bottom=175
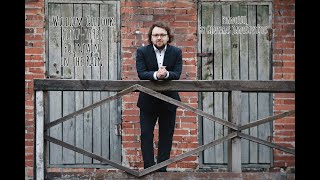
left=148, top=45, right=158, bottom=69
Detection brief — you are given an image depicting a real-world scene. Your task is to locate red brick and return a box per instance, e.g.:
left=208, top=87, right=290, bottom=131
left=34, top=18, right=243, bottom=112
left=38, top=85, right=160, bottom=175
left=274, top=131, right=295, bottom=137
left=122, top=128, right=140, bottom=135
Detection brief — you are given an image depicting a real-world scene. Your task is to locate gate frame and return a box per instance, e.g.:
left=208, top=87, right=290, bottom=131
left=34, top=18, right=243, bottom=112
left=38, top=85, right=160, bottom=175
left=35, top=79, right=295, bottom=179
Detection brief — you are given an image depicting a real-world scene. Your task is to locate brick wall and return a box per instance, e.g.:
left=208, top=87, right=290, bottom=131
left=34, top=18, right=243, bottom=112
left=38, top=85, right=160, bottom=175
left=25, top=0, right=295, bottom=179
left=272, top=0, right=295, bottom=170
left=25, top=0, right=45, bottom=179
left=121, top=0, right=198, bottom=170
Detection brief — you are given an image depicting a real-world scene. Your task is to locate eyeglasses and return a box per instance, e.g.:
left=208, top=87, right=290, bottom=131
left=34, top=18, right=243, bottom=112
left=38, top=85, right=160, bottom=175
left=151, top=34, right=168, bottom=38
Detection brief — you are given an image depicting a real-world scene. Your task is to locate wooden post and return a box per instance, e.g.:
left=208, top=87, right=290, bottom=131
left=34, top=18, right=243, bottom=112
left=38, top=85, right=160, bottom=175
left=228, top=91, right=242, bottom=172
left=35, top=91, right=44, bottom=180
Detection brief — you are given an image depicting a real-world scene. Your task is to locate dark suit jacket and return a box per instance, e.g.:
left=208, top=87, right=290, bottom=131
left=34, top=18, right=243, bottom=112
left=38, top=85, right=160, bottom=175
left=136, top=44, right=183, bottom=112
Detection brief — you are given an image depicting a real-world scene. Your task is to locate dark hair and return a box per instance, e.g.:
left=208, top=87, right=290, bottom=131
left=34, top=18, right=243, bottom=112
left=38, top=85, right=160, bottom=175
left=148, top=22, right=174, bottom=44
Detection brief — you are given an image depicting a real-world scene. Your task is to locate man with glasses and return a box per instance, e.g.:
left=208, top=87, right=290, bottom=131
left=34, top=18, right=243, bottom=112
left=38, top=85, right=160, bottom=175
left=136, top=22, right=183, bottom=172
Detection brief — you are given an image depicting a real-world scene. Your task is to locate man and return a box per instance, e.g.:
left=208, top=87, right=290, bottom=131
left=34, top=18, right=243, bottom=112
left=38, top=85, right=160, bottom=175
left=136, top=22, right=182, bottom=172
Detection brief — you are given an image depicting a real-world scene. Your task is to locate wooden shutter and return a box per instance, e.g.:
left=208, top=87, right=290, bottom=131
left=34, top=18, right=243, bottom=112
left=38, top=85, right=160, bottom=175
left=198, top=1, right=273, bottom=167
left=45, top=0, right=121, bottom=167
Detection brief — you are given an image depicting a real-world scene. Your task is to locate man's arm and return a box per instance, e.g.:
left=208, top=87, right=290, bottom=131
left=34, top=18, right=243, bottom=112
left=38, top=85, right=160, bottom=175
left=136, top=47, right=157, bottom=80
left=166, top=48, right=182, bottom=80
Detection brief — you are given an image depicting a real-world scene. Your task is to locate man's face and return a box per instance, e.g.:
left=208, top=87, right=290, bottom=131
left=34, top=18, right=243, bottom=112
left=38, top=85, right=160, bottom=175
left=151, top=26, right=169, bottom=49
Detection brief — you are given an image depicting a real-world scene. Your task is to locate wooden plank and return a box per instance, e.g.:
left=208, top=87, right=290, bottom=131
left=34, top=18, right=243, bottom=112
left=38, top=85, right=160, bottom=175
left=90, top=3, right=102, bottom=164
left=34, top=79, right=295, bottom=93
left=227, top=91, right=241, bottom=172
left=48, top=3, right=63, bottom=164
left=44, top=0, right=50, bottom=170
left=61, top=3, right=76, bottom=165
left=45, top=85, right=138, bottom=130
left=198, top=0, right=272, bottom=3
left=228, top=4, right=243, bottom=166
left=44, top=135, right=139, bottom=177
left=222, top=4, right=231, bottom=164
left=238, top=133, right=295, bottom=155
left=83, top=4, right=93, bottom=163
left=248, top=5, right=258, bottom=164
left=43, top=91, right=50, bottom=171
left=239, top=5, right=249, bottom=164
left=239, top=110, right=295, bottom=131
left=212, top=4, right=224, bottom=165
left=48, top=0, right=111, bottom=4
left=74, top=3, right=84, bottom=164
left=257, top=5, right=271, bottom=164
left=100, top=3, right=110, bottom=161
left=45, top=132, right=235, bottom=177
left=136, top=85, right=238, bottom=130
left=197, top=2, right=204, bottom=167
left=107, top=3, right=121, bottom=163
left=36, top=91, right=44, bottom=180
left=201, top=3, right=215, bottom=164
left=230, top=4, right=240, bottom=80
left=139, top=132, right=238, bottom=177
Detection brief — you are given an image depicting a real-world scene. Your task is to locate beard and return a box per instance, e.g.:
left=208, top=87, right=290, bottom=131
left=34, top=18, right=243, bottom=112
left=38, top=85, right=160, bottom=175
left=154, top=41, right=166, bottom=50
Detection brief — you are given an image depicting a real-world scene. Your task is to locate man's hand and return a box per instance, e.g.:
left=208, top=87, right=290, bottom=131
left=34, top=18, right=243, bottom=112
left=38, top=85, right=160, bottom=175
left=156, top=66, right=167, bottom=79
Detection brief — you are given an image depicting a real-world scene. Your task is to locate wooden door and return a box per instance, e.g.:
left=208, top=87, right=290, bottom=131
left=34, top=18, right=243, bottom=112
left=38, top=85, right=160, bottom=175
left=198, top=1, right=273, bottom=167
left=45, top=0, right=121, bottom=167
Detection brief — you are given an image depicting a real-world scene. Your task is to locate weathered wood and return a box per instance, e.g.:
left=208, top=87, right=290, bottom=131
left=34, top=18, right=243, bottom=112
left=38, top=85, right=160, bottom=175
left=46, top=171, right=296, bottom=180
left=100, top=3, right=110, bottom=162
left=197, top=2, right=204, bottom=167
left=46, top=84, right=238, bottom=131
left=34, top=79, right=295, bottom=93
left=47, top=3, right=63, bottom=165
left=212, top=4, right=224, bottom=165
left=239, top=110, right=295, bottom=131
left=43, top=91, right=50, bottom=173
left=227, top=91, right=242, bottom=173
left=44, top=135, right=139, bottom=177
left=74, top=3, right=84, bottom=164
left=108, top=2, right=121, bottom=163
left=238, top=133, right=295, bottom=155
left=48, top=0, right=110, bottom=3
left=239, top=5, right=250, bottom=164
left=248, top=5, right=258, bottom=164
left=257, top=5, right=272, bottom=164
left=44, top=0, right=121, bottom=167
left=82, top=4, right=93, bottom=164
left=36, top=91, right=44, bottom=180
left=45, top=85, right=138, bottom=130
left=90, top=4, right=102, bottom=164
left=222, top=4, right=231, bottom=164
left=61, top=3, right=76, bottom=165
left=199, top=0, right=272, bottom=3
left=136, top=85, right=238, bottom=130
left=201, top=2, right=215, bottom=164
left=231, top=4, right=240, bottom=81
left=139, top=132, right=238, bottom=177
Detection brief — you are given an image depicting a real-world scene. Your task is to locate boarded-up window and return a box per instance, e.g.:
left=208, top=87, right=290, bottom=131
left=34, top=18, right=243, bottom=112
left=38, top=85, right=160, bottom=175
left=45, top=0, right=121, bottom=167
left=198, top=1, right=273, bottom=167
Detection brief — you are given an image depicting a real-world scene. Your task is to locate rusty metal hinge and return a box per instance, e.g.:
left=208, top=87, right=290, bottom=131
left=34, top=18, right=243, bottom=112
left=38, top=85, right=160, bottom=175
left=115, top=123, right=122, bottom=136
left=267, top=28, right=273, bottom=41
left=114, top=30, right=121, bottom=43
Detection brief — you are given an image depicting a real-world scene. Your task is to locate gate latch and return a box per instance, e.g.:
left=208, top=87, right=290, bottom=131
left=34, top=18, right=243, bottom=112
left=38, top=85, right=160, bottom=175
left=115, top=123, right=122, bottom=136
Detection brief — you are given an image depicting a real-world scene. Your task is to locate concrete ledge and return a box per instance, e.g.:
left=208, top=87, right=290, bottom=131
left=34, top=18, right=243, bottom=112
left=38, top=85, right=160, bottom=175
left=46, top=172, right=295, bottom=180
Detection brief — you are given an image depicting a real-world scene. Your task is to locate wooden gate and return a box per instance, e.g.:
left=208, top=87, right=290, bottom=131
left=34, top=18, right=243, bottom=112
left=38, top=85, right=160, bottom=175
left=44, top=0, right=121, bottom=167
left=197, top=0, right=273, bottom=167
